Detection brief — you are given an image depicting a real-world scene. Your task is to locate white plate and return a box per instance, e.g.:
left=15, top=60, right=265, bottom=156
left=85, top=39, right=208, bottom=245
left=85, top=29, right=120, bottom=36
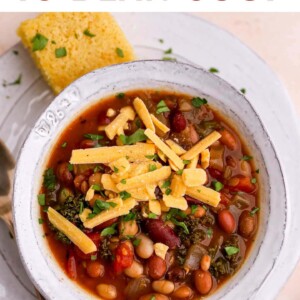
left=0, top=13, right=299, bottom=300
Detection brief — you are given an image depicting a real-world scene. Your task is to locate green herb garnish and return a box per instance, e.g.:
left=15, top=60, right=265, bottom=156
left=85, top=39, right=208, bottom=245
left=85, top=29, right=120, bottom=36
left=183, top=160, right=191, bottom=165
left=133, top=239, right=141, bottom=246
left=241, top=155, right=253, bottom=161
left=84, top=133, right=103, bottom=141
left=43, top=168, right=56, bottom=191
left=91, top=254, right=97, bottom=261
left=101, top=224, right=117, bottom=236
left=176, top=169, right=183, bottom=175
left=113, top=166, right=119, bottom=173
left=55, top=47, right=67, bottom=58
left=164, top=48, right=172, bottom=54
left=148, top=213, right=157, bottom=219
left=161, top=180, right=171, bottom=189
left=145, top=154, right=159, bottom=161
left=120, top=129, right=147, bottom=145
left=38, top=218, right=44, bottom=225
left=120, top=179, right=127, bottom=184
left=224, top=246, right=239, bottom=256
left=116, top=47, right=124, bottom=58
left=67, top=164, right=74, bottom=172
left=38, top=194, right=45, bottom=206
left=191, top=97, right=208, bottom=108
left=149, top=164, right=157, bottom=172
left=255, top=169, right=260, bottom=174
left=213, top=181, right=224, bottom=192
left=240, top=88, right=247, bottom=94
left=91, top=184, right=102, bottom=191
left=116, top=92, right=125, bottom=99
left=61, top=142, right=67, bottom=148
left=120, top=191, right=131, bottom=200
left=191, top=205, right=198, bottom=215
left=251, top=178, right=257, bottom=184
left=88, top=200, right=117, bottom=219
left=83, top=29, right=96, bottom=37
left=31, top=33, right=48, bottom=51
left=250, top=207, right=260, bottom=216
left=156, top=100, right=170, bottom=114
left=158, top=39, right=164, bottom=43
left=171, top=218, right=189, bottom=234
left=206, top=228, right=213, bottom=238
left=209, top=67, right=219, bottom=73
left=162, top=57, right=176, bottom=61
left=165, top=188, right=172, bottom=195
left=123, top=212, right=136, bottom=221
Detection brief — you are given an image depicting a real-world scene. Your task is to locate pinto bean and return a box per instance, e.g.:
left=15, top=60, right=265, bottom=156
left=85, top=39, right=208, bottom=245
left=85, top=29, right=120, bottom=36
left=124, top=260, right=144, bottom=278
left=139, top=294, right=169, bottom=300
left=152, top=280, right=175, bottom=295
left=218, top=209, right=236, bottom=234
left=96, top=284, right=117, bottom=299
left=88, top=172, right=102, bottom=186
left=194, top=270, right=213, bottom=295
left=147, top=255, right=167, bottom=280
left=86, top=261, right=105, bottom=278
left=239, top=210, right=257, bottom=238
left=172, top=285, right=193, bottom=299
left=200, top=254, right=211, bottom=271
left=145, top=219, right=180, bottom=249
left=56, top=162, right=73, bottom=185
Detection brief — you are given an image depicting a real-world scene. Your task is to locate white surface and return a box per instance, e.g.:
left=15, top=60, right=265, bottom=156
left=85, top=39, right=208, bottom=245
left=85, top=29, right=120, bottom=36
left=0, top=13, right=299, bottom=299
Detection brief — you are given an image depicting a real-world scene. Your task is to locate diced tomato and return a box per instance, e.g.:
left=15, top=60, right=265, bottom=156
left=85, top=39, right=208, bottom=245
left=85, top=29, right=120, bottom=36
left=220, top=192, right=231, bottom=205
left=74, top=232, right=101, bottom=260
left=219, top=129, right=237, bottom=150
left=208, top=168, right=223, bottom=180
left=113, top=242, right=134, bottom=274
left=66, top=251, right=77, bottom=280
left=228, top=176, right=255, bottom=193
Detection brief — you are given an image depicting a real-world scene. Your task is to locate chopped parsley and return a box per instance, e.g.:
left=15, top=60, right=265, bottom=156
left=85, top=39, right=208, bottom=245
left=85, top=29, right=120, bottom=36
left=209, top=67, right=219, bottom=73
left=116, top=47, right=124, bottom=58
left=150, top=295, right=156, bottom=300
left=55, top=47, right=67, bottom=58
left=123, top=212, right=136, bottom=221
left=61, top=141, right=67, bottom=148
left=206, top=227, right=213, bottom=238
left=158, top=39, right=164, bottom=43
left=101, top=224, right=117, bottom=236
left=38, top=218, right=44, bottom=225
left=162, top=57, right=176, bottom=61
left=67, top=163, right=74, bottom=172
left=133, top=238, right=141, bottom=246
left=37, top=194, right=45, bottom=206
left=83, top=29, right=96, bottom=37
left=251, top=178, right=257, bottom=184
left=250, top=207, right=260, bottom=216
left=165, top=188, right=172, bottom=195
left=255, top=169, right=260, bottom=174
left=120, top=191, right=131, bottom=200
left=171, top=218, right=189, bottom=234
left=240, top=88, right=247, bottom=94
left=241, top=155, right=253, bottom=161
left=116, top=92, right=125, bottom=99
left=113, top=166, right=119, bottom=173
left=161, top=180, right=171, bottom=189
left=94, top=165, right=103, bottom=173
left=191, top=205, right=198, bottom=215
left=31, top=33, right=48, bottom=51
left=164, top=48, right=172, bottom=54
left=148, top=213, right=157, bottom=219
left=183, top=160, right=191, bottom=165
left=83, top=133, right=103, bottom=141
left=88, top=200, right=117, bottom=219
left=91, top=184, right=101, bottom=191
left=3, top=74, right=22, bottom=87
left=91, top=254, right=97, bottom=261
left=224, top=246, right=239, bottom=256
left=149, top=164, right=157, bottom=172
left=120, top=129, right=147, bottom=145
left=145, top=154, right=159, bottom=161
left=156, top=100, right=170, bottom=114
left=166, top=208, right=187, bottom=220
left=191, top=97, right=208, bottom=108
left=176, top=169, right=183, bottom=175
left=79, top=202, right=84, bottom=214
left=212, top=181, right=224, bottom=192
left=43, top=168, right=56, bottom=191
left=120, top=179, right=127, bottom=184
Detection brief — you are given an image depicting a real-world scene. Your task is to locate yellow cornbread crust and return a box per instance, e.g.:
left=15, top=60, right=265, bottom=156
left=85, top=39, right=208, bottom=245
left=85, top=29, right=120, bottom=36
left=18, top=13, right=135, bottom=94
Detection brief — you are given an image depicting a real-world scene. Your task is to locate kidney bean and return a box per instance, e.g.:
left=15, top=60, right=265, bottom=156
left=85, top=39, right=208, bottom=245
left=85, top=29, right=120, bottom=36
left=80, top=139, right=98, bottom=149
left=147, top=255, right=167, bottom=280
left=171, top=111, right=187, bottom=132
left=218, top=209, right=236, bottom=234
left=145, top=219, right=180, bottom=249
left=166, top=266, right=186, bottom=282
left=56, top=162, right=73, bottom=185
left=194, top=270, right=212, bottom=295
left=172, top=285, right=193, bottom=299
left=98, top=111, right=111, bottom=126
left=239, top=210, right=257, bottom=238
left=86, top=261, right=105, bottom=278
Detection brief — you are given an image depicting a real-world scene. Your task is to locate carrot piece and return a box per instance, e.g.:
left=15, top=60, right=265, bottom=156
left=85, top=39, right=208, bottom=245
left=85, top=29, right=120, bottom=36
left=219, top=129, right=237, bottom=150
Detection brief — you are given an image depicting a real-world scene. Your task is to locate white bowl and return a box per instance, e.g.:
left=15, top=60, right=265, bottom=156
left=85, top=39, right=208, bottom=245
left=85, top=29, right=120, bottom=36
left=13, top=60, right=286, bottom=300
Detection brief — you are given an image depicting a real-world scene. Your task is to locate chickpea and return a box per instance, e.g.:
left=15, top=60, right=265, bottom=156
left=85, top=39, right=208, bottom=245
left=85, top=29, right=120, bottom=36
left=89, top=172, right=102, bottom=186
left=96, top=284, right=117, bottom=300
left=124, top=260, right=144, bottom=278
left=200, top=254, right=211, bottom=272
left=86, top=261, right=105, bottom=278
left=194, top=270, right=212, bottom=295
left=147, top=255, right=167, bottom=280
left=218, top=209, right=236, bottom=234
left=172, top=285, right=193, bottom=299
left=135, top=234, right=154, bottom=259
left=139, top=294, right=169, bottom=300
left=152, top=280, right=175, bottom=295
left=119, top=220, right=139, bottom=237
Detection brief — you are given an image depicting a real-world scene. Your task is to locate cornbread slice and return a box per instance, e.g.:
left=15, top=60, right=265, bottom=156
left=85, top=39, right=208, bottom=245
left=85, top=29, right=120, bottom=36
left=18, top=13, right=135, bottom=94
